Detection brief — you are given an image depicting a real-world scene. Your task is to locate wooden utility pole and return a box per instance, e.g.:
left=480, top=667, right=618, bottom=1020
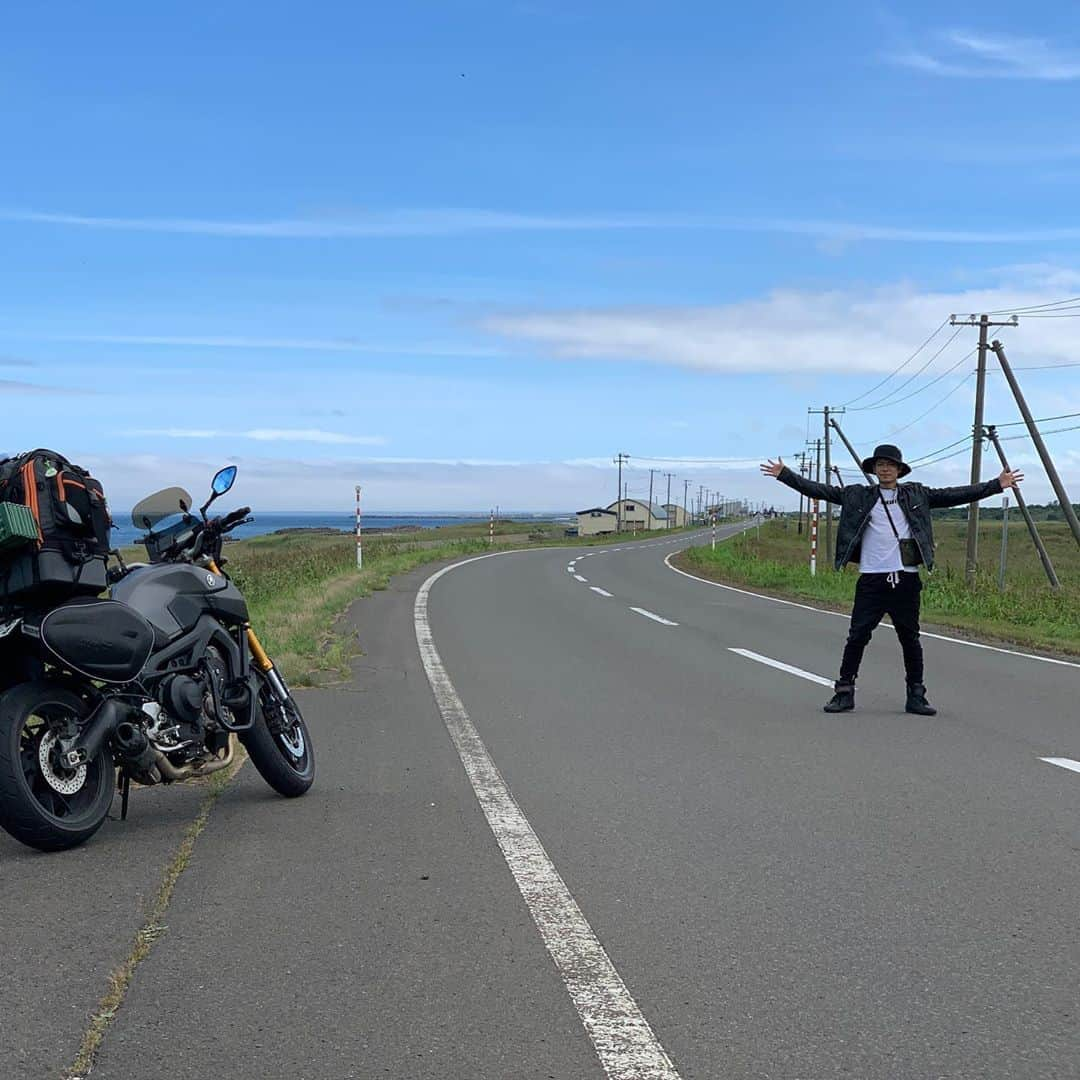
left=829, top=418, right=874, bottom=482
left=990, top=340, right=1080, bottom=549
left=683, top=478, right=690, bottom=524
left=950, top=313, right=1019, bottom=585
left=810, top=406, right=844, bottom=562
left=984, top=425, right=1060, bottom=589
left=664, top=472, right=674, bottom=528
left=614, top=452, right=629, bottom=532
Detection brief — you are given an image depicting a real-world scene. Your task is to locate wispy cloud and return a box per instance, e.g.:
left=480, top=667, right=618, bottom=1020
left=128, top=428, right=386, bottom=445
left=0, top=378, right=95, bottom=394
left=0, top=207, right=687, bottom=238
left=8, top=207, right=1080, bottom=247
left=45, top=333, right=502, bottom=358
left=890, top=29, right=1080, bottom=80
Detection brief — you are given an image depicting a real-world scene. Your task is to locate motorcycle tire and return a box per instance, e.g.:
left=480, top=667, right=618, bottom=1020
left=239, top=676, right=315, bottom=797
left=0, top=682, right=115, bottom=852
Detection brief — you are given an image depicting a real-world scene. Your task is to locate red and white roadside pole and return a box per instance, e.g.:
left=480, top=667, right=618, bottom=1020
left=810, top=498, right=818, bottom=576
left=711, top=514, right=716, bottom=550
left=489, top=509, right=495, bottom=546
left=355, top=485, right=363, bottom=570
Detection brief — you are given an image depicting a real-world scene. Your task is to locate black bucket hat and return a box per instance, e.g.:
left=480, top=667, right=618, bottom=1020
left=861, top=443, right=911, bottom=478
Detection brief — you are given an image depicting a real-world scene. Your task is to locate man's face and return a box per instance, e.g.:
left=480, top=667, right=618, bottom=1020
left=875, top=458, right=900, bottom=484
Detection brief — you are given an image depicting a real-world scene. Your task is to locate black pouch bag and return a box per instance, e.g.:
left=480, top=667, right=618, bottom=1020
left=878, top=489, right=923, bottom=568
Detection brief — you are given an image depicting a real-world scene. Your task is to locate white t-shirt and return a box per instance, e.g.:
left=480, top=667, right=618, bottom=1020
left=859, top=489, right=918, bottom=574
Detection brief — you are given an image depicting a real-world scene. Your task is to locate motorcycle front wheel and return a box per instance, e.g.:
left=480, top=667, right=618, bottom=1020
left=0, top=682, right=115, bottom=852
left=239, top=674, right=315, bottom=797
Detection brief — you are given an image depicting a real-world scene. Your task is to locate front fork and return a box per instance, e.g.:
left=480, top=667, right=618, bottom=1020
left=206, top=558, right=293, bottom=708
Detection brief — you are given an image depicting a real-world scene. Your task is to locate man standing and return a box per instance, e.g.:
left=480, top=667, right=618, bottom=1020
left=760, top=444, right=1023, bottom=715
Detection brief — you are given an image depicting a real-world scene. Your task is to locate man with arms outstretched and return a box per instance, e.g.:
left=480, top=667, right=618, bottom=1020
left=761, top=444, right=1023, bottom=715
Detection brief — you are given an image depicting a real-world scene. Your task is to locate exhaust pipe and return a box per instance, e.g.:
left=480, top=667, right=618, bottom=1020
left=153, top=734, right=236, bottom=782
left=64, top=698, right=129, bottom=768
left=113, top=722, right=158, bottom=772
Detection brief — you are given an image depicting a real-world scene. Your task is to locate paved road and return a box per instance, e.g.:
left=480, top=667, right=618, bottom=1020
left=5, top=526, right=1079, bottom=1078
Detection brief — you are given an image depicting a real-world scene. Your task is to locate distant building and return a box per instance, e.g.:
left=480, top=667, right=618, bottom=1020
left=606, top=499, right=668, bottom=531
left=576, top=507, right=618, bottom=536
left=662, top=503, right=688, bottom=528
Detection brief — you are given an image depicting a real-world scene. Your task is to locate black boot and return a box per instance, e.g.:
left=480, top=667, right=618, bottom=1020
left=823, top=681, right=855, bottom=713
left=905, top=682, right=937, bottom=716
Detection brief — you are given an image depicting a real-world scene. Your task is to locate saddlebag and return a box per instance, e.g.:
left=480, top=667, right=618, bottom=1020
left=0, top=449, right=111, bottom=600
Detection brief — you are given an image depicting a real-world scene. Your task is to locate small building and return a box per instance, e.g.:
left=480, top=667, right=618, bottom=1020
left=662, top=503, right=688, bottom=528
left=606, top=499, right=668, bottom=531
left=576, top=507, right=618, bottom=536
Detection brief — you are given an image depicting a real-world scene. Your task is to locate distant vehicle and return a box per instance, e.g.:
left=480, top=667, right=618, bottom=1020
left=564, top=526, right=579, bottom=537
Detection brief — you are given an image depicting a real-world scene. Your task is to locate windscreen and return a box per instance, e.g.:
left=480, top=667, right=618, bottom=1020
left=130, top=487, right=194, bottom=530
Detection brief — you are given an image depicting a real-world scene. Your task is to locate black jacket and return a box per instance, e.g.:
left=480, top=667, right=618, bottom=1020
left=777, top=466, right=1003, bottom=571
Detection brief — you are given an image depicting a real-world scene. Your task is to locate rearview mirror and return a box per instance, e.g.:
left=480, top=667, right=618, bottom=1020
left=212, top=466, right=237, bottom=496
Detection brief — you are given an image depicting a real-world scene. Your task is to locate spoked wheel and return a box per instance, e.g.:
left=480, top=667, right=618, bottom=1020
left=0, top=683, right=115, bottom=852
left=239, top=674, right=315, bottom=797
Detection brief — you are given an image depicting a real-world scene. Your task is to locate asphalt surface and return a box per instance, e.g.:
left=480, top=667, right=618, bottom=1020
left=4, top=525, right=1079, bottom=1079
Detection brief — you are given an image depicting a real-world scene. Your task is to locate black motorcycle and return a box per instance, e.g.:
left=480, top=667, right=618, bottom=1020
left=0, top=466, right=314, bottom=852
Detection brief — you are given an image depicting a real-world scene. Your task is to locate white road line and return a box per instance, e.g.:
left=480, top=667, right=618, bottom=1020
left=590, top=587, right=614, bottom=597
left=1040, top=757, right=1080, bottom=775
left=630, top=607, right=679, bottom=627
left=566, top=566, right=576, bottom=573
left=574, top=574, right=588, bottom=582
left=729, top=648, right=833, bottom=687
left=415, top=554, right=681, bottom=1080
left=665, top=553, right=1080, bottom=670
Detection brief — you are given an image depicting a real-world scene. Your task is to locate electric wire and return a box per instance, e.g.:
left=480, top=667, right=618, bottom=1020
left=850, top=345, right=975, bottom=412
left=985, top=295, right=1080, bottom=315
left=884, top=370, right=975, bottom=440
left=847, top=328, right=966, bottom=412
left=839, top=318, right=950, bottom=408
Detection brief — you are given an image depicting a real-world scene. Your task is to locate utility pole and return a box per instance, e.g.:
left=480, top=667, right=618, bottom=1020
left=950, top=313, right=1019, bottom=586
left=810, top=406, right=844, bottom=564
left=614, top=452, right=629, bottom=532
left=990, top=340, right=1080, bottom=549
left=795, top=452, right=807, bottom=534
left=683, top=478, right=690, bottom=525
left=648, top=468, right=657, bottom=527
left=665, top=472, right=674, bottom=528
left=984, top=425, right=1060, bottom=590
left=829, top=419, right=873, bottom=482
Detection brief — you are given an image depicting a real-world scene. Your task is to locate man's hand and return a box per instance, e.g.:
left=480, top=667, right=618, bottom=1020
left=999, top=467, right=1024, bottom=489
left=760, top=458, right=785, bottom=479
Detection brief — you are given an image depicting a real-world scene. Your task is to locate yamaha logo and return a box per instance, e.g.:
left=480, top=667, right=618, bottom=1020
left=206, top=573, right=216, bottom=586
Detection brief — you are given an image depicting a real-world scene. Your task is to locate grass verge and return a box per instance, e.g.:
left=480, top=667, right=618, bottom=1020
left=677, top=519, right=1080, bottom=656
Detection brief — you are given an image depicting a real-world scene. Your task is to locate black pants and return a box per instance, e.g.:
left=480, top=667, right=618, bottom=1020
left=839, top=572, right=924, bottom=685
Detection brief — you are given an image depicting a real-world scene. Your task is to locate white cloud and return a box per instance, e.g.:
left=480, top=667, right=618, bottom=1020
left=127, top=428, right=387, bottom=445
left=48, top=333, right=501, bottom=358
left=479, top=277, right=1080, bottom=375
left=890, top=29, right=1080, bottom=80
left=11, top=207, right=1080, bottom=247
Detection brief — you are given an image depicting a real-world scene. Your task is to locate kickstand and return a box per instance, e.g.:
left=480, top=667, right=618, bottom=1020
left=120, top=773, right=131, bottom=821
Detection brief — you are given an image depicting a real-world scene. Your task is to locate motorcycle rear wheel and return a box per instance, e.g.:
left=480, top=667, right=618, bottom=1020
left=0, top=682, right=115, bottom=852
left=239, top=675, right=315, bottom=797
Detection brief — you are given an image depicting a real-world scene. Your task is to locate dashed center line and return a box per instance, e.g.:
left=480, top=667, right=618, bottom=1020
left=630, top=607, right=679, bottom=627
left=729, top=648, right=833, bottom=687
left=1040, top=757, right=1080, bottom=775
left=574, top=574, right=588, bottom=582
left=590, top=587, right=613, bottom=597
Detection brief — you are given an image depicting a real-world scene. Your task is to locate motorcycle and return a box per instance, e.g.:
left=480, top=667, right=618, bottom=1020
left=0, top=466, right=315, bottom=852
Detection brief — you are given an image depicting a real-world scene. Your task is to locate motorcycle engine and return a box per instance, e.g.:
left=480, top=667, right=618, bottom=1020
left=156, top=648, right=232, bottom=757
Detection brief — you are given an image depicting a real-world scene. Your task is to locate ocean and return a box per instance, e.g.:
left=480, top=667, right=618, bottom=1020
left=110, top=511, right=572, bottom=547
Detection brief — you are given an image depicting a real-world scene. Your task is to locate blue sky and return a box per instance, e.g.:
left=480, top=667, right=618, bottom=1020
left=2, top=1, right=1079, bottom=511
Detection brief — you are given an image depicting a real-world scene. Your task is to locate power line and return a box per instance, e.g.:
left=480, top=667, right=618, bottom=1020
left=985, top=294, right=1080, bottom=315
left=994, top=409, right=1080, bottom=428
left=847, top=327, right=965, bottom=412
left=851, top=346, right=975, bottom=412
left=884, top=370, right=975, bottom=439
left=838, top=318, right=950, bottom=408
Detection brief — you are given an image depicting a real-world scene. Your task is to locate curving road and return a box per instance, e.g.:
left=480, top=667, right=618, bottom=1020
left=4, top=525, right=1079, bottom=1079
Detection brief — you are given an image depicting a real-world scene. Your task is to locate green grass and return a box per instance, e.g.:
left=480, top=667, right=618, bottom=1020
left=679, top=518, right=1080, bottom=655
